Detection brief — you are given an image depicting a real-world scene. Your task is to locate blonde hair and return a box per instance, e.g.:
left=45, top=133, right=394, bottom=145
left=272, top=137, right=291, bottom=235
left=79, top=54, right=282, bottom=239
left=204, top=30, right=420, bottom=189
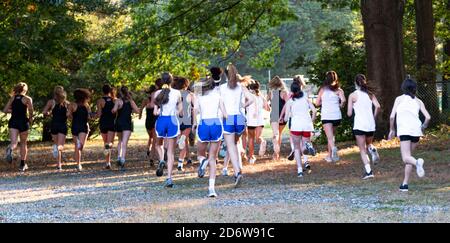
left=13, top=82, right=28, bottom=96
left=226, top=64, right=239, bottom=89
left=268, top=76, right=286, bottom=91
left=53, top=86, right=67, bottom=104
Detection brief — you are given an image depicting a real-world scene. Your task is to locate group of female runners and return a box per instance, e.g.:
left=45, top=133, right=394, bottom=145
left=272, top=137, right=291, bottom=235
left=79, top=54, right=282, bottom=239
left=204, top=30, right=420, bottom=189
left=2, top=64, right=431, bottom=197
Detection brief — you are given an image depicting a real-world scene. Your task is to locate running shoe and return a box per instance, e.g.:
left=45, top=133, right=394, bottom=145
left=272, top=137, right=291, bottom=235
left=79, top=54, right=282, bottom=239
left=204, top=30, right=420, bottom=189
left=77, top=164, right=83, bottom=172
left=198, top=158, right=208, bottom=178
left=249, top=157, right=256, bottom=165
left=305, top=142, right=316, bottom=156
left=149, top=159, right=154, bottom=167
left=186, top=159, right=193, bottom=165
left=287, top=151, right=295, bottom=161
left=234, top=172, right=243, bottom=188
left=156, top=160, right=165, bottom=177
left=19, top=163, right=28, bottom=172
left=369, top=146, right=380, bottom=165
left=119, top=158, right=125, bottom=169
left=362, top=171, right=374, bottom=180
left=52, top=144, right=59, bottom=158
left=105, top=163, right=112, bottom=170
left=304, top=162, right=311, bottom=174
left=325, top=157, right=332, bottom=163
left=399, top=184, right=409, bottom=192
left=258, top=140, right=267, bottom=156
left=165, top=178, right=174, bottom=188
left=57, top=165, right=62, bottom=171
left=178, top=135, right=186, bottom=150
left=331, top=146, right=339, bottom=162
left=208, top=188, right=217, bottom=198
left=416, top=158, right=425, bottom=178
left=298, top=172, right=304, bottom=178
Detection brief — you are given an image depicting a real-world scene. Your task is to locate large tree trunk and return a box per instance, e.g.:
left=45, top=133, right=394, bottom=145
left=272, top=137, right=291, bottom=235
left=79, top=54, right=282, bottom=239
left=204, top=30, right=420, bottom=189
left=361, top=0, right=406, bottom=138
left=415, top=0, right=439, bottom=126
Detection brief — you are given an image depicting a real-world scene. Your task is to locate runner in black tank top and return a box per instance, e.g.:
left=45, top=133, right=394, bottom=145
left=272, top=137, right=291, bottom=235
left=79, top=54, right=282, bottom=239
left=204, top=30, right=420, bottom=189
left=72, top=105, right=89, bottom=136
left=100, top=96, right=116, bottom=134
left=51, top=101, right=68, bottom=135
left=140, top=84, right=158, bottom=166
left=8, top=95, right=30, bottom=133
left=115, top=101, right=133, bottom=132
left=4, top=82, right=33, bottom=171
left=145, top=97, right=158, bottom=131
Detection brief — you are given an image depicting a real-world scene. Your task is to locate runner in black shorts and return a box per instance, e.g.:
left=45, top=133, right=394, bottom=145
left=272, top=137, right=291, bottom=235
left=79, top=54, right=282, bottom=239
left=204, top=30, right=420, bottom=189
left=96, top=84, right=117, bottom=169
left=140, top=82, right=159, bottom=166
left=68, top=88, right=92, bottom=172
left=43, top=86, right=69, bottom=170
left=3, top=82, right=34, bottom=172
left=113, top=86, right=140, bottom=169
left=268, top=76, right=289, bottom=161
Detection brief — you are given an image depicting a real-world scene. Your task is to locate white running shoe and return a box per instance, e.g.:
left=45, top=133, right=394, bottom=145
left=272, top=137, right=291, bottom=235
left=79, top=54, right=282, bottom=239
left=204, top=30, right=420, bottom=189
left=369, top=146, right=380, bottom=165
left=52, top=144, right=58, bottom=158
left=222, top=168, right=228, bottom=176
left=259, top=140, right=267, bottom=157
left=331, top=147, right=339, bottom=162
left=325, top=157, right=333, bottom=163
left=208, top=188, right=217, bottom=198
left=178, top=135, right=186, bottom=150
left=416, top=158, right=425, bottom=178
left=249, top=157, right=256, bottom=165
left=77, top=164, right=83, bottom=172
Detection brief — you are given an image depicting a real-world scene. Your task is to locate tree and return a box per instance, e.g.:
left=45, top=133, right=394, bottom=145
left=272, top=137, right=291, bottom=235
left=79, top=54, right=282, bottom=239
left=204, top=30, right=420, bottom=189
left=415, top=0, right=439, bottom=126
left=361, top=0, right=406, bottom=138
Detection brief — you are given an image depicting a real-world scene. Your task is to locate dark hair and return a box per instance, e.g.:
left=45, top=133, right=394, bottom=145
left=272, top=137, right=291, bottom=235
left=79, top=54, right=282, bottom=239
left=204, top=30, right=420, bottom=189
left=248, top=80, right=261, bottom=96
left=118, top=86, right=132, bottom=101
left=146, top=85, right=157, bottom=95
left=155, top=78, right=163, bottom=89
left=102, top=84, right=113, bottom=95
left=354, top=74, right=377, bottom=97
left=198, top=78, right=215, bottom=95
left=401, top=78, right=417, bottom=98
left=210, top=67, right=223, bottom=81
left=74, top=88, right=91, bottom=104
left=291, top=81, right=304, bottom=100
left=172, top=76, right=190, bottom=90
left=323, top=71, right=340, bottom=91
left=155, top=72, right=173, bottom=106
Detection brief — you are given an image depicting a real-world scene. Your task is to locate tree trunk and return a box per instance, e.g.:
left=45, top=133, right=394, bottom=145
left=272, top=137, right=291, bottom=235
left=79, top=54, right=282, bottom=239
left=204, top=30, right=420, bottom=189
left=361, top=0, right=406, bottom=138
left=415, top=0, right=439, bottom=127
left=442, top=0, right=450, bottom=112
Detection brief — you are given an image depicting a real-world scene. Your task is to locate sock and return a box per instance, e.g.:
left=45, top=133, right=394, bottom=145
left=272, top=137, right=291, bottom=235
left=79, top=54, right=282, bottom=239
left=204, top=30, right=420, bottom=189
left=209, top=179, right=215, bottom=190
left=178, top=159, right=183, bottom=168
left=20, top=160, right=25, bottom=166
left=295, top=150, right=303, bottom=173
left=303, top=155, right=308, bottom=163
left=364, top=164, right=371, bottom=174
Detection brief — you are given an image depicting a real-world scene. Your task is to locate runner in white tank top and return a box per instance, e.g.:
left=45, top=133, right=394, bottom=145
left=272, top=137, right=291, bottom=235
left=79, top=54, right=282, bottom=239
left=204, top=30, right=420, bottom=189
left=194, top=78, right=227, bottom=198
left=389, top=78, right=431, bottom=192
left=316, top=71, right=346, bottom=163
left=347, top=74, right=381, bottom=180
left=154, top=73, right=182, bottom=188
left=246, top=81, right=269, bottom=164
left=284, top=81, right=317, bottom=177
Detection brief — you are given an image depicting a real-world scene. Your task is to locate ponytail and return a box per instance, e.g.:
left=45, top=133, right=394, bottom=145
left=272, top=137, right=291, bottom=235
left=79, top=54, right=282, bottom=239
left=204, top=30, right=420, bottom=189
left=291, top=81, right=304, bottom=100
left=155, top=72, right=173, bottom=106
left=354, top=74, right=377, bottom=97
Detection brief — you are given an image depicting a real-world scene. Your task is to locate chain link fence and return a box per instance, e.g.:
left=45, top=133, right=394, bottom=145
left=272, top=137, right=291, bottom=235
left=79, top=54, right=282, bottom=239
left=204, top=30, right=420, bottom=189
left=417, top=79, right=449, bottom=126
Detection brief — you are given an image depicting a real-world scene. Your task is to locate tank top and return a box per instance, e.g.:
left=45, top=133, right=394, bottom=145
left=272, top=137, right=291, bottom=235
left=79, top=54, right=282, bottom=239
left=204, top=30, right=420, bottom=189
left=73, top=104, right=88, bottom=128
left=396, top=95, right=423, bottom=137
left=353, top=90, right=376, bottom=132
left=288, top=96, right=314, bottom=132
left=52, top=100, right=67, bottom=125
left=197, top=90, right=221, bottom=120
left=11, top=95, right=27, bottom=121
left=270, top=90, right=286, bottom=122
left=100, top=96, right=115, bottom=124
left=321, top=88, right=342, bottom=120
left=220, top=83, right=244, bottom=116
left=160, top=88, right=181, bottom=116
left=246, top=94, right=265, bottom=126
left=117, top=100, right=132, bottom=125
left=179, top=90, right=192, bottom=124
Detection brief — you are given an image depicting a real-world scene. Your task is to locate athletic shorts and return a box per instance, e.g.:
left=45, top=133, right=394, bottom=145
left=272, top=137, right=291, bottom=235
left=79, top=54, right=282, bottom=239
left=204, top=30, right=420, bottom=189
left=223, top=114, right=246, bottom=135
left=247, top=125, right=264, bottom=130
left=72, top=124, right=89, bottom=136
left=115, top=122, right=133, bottom=133
left=290, top=131, right=311, bottom=138
left=353, top=130, right=374, bottom=137
left=100, top=123, right=115, bottom=134
left=155, top=115, right=180, bottom=138
left=8, top=119, right=29, bottom=133
left=51, top=123, right=68, bottom=135
left=399, top=135, right=420, bottom=143
left=322, top=119, right=341, bottom=127
left=180, top=123, right=192, bottom=132
left=197, top=118, right=223, bottom=143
